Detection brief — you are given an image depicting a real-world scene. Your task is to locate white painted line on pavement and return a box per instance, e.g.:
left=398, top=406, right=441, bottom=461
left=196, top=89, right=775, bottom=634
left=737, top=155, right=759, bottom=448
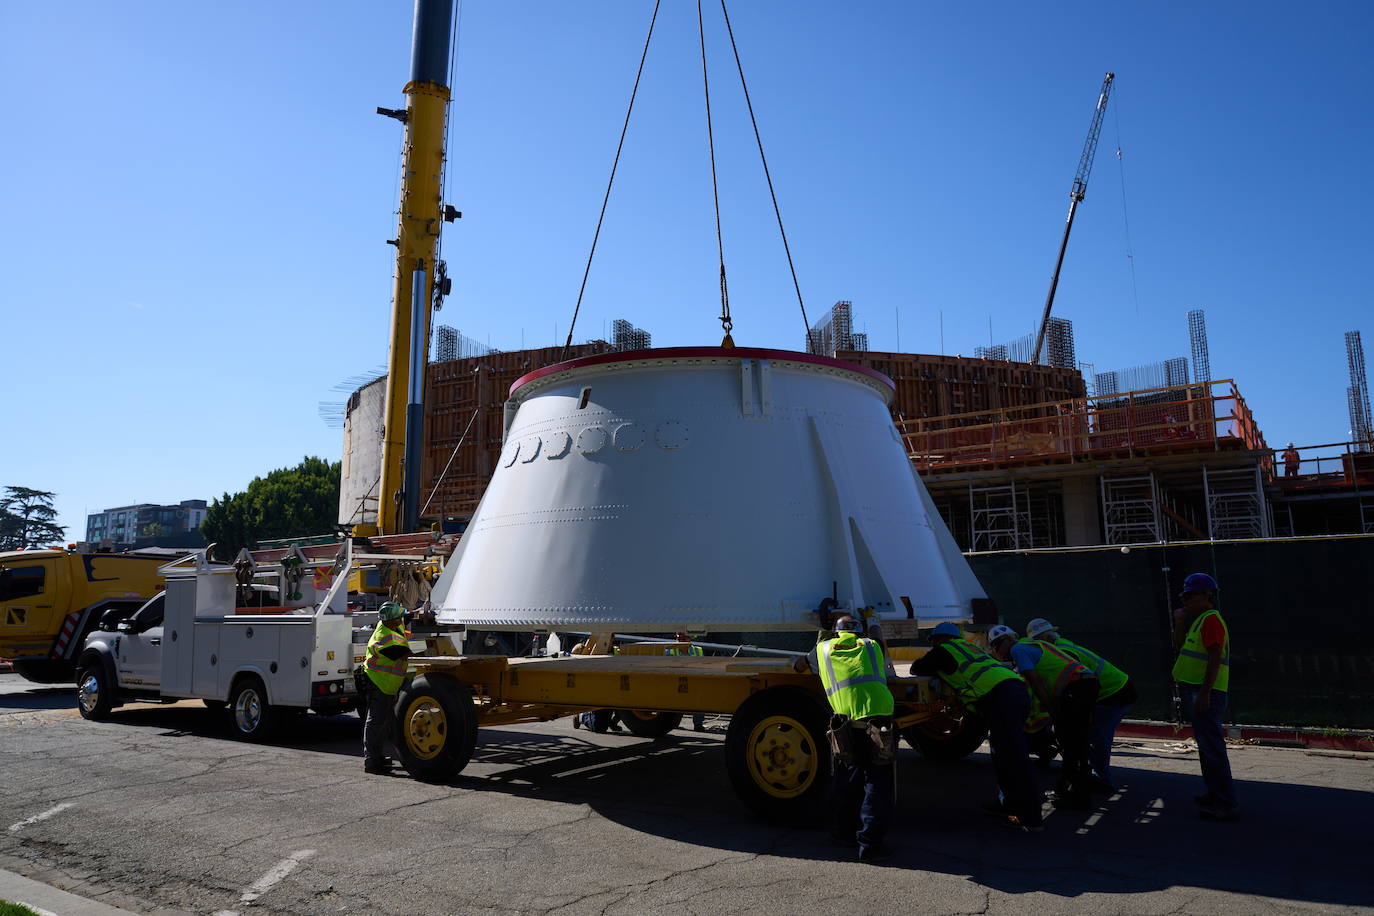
left=7, top=802, right=74, bottom=832
left=238, top=849, right=316, bottom=905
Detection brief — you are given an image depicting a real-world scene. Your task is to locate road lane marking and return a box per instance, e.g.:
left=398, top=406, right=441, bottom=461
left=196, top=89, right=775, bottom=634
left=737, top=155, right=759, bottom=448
left=7, top=802, right=74, bottom=832
left=238, top=849, right=316, bottom=905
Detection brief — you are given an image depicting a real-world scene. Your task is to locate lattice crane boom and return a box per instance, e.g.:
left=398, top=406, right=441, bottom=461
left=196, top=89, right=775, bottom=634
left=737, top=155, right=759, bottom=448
left=1033, top=71, right=1115, bottom=366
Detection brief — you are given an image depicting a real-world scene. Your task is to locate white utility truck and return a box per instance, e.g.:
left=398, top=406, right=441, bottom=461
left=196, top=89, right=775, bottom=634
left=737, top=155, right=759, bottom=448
left=74, top=543, right=429, bottom=739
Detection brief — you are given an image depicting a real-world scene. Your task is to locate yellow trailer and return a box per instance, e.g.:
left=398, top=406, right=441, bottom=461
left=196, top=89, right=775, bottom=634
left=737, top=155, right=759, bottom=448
left=389, top=640, right=983, bottom=823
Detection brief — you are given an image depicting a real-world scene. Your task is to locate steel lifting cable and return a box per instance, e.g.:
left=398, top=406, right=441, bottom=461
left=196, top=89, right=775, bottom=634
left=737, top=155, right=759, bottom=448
left=562, top=0, right=663, bottom=361
left=718, top=0, right=811, bottom=341
left=697, top=0, right=733, bottom=343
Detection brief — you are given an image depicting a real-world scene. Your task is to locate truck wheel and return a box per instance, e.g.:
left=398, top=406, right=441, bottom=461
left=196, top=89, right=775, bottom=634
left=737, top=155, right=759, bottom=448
left=902, top=709, right=988, bottom=761
left=394, top=674, right=478, bottom=783
left=228, top=676, right=280, bottom=741
left=75, top=666, right=114, bottom=721
left=616, top=710, right=684, bottom=739
left=12, top=659, right=76, bottom=684
left=725, top=687, right=830, bottom=825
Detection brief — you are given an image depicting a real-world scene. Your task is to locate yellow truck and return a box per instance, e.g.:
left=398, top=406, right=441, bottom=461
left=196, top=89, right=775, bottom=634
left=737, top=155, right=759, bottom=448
left=0, top=545, right=170, bottom=683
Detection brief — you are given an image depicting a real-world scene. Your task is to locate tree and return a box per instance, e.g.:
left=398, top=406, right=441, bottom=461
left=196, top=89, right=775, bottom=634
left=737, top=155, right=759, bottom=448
left=202, top=457, right=341, bottom=559
left=0, top=486, right=67, bottom=550
left=140, top=522, right=169, bottom=539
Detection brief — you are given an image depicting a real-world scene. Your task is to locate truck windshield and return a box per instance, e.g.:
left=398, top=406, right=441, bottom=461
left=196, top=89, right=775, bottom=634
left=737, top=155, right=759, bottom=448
left=0, top=566, right=45, bottom=602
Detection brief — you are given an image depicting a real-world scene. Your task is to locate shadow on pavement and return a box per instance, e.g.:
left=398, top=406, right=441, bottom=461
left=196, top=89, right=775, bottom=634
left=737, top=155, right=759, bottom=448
left=0, top=686, right=75, bottom=712
left=53, top=700, right=1373, bottom=909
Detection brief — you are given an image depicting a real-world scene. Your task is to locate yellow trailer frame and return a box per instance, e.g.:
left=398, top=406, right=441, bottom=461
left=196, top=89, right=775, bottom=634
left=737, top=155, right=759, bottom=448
left=390, top=646, right=976, bottom=823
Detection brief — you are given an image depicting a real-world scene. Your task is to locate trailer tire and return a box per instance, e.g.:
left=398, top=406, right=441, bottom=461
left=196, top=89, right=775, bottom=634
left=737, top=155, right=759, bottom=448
left=394, top=674, right=478, bottom=783
left=75, top=665, right=114, bottom=721
left=616, top=710, right=684, bottom=739
left=228, top=675, right=280, bottom=741
left=902, top=709, right=988, bottom=761
left=725, top=687, right=830, bottom=825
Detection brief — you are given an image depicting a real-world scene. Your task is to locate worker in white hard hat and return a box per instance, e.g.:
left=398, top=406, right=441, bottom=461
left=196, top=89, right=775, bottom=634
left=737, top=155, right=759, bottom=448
left=1024, top=619, right=1137, bottom=791
left=912, top=622, right=1041, bottom=832
left=988, top=625, right=1059, bottom=772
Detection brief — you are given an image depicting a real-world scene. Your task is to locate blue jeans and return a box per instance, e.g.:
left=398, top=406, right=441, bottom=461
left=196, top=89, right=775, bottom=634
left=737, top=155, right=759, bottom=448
left=828, top=753, right=894, bottom=856
left=1183, top=687, right=1236, bottom=808
left=1089, top=679, right=1136, bottom=785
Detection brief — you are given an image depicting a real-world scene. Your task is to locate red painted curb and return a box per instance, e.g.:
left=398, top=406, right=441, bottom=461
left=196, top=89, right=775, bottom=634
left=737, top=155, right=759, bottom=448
left=1117, top=721, right=1374, bottom=753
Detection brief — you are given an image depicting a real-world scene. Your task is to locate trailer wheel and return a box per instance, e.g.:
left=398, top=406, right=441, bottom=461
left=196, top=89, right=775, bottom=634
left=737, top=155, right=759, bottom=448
left=725, top=687, right=830, bottom=825
left=75, top=665, right=113, bottom=721
left=228, top=676, right=280, bottom=741
left=394, top=674, right=478, bottom=783
left=902, top=708, right=988, bottom=761
left=616, top=710, right=684, bottom=739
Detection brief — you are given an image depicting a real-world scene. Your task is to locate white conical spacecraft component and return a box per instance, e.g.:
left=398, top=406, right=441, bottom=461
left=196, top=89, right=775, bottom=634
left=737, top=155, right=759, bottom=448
left=430, top=347, right=986, bottom=631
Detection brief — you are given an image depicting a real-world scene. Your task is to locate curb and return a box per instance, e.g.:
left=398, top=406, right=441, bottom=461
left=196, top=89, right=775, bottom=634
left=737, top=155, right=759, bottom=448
left=1117, top=720, right=1374, bottom=753
left=0, top=867, right=144, bottom=915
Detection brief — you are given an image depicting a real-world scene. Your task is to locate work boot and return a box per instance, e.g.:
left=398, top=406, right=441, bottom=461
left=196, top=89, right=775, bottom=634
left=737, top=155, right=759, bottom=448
left=1193, top=791, right=1220, bottom=806
left=364, top=759, right=393, bottom=775
left=1198, top=803, right=1241, bottom=822
left=571, top=714, right=582, bottom=729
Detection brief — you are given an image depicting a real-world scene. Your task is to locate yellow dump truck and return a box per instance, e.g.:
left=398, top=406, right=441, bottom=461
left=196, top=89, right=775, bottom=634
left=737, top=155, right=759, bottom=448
left=0, top=545, right=171, bottom=683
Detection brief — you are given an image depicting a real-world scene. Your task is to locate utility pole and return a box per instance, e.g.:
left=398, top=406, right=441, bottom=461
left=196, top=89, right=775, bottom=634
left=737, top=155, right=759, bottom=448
left=1032, top=72, right=1114, bottom=365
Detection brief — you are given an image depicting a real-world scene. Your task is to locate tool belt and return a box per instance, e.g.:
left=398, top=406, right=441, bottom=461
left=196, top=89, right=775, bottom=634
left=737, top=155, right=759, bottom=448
left=827, top=714, right=896, bottom=767
left=353, top=666, right=371, bottom=696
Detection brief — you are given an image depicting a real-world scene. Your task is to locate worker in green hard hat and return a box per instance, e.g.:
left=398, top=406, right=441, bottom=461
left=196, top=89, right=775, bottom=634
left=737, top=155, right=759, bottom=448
left=361, top=601, right=413, bottom=775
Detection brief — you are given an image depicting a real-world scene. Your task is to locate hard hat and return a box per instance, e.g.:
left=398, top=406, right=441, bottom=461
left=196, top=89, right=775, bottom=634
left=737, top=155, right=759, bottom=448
left=1181, top=572, right=1219, bottom=595
left=834, top=617, right=863, bottom=634
left=987, top=624, right=1018, bottom=644
left=1025, top=618, right=1057, bottom=640
left=929, top=621, right=961, bottom=642
left=378, top=601, right=406, bottom=620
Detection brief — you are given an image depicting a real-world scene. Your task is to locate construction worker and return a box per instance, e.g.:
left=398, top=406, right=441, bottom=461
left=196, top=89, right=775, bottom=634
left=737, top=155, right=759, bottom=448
left=987, top=626, right=1057, bottom=763
left=912, top=622, right=1042, bottom=832
left=1281, top=443, right=1300, bottom=477
left=996, top=625, right=1099, bottom=809
left=1024, top=618, right=1137, bottom=791
left=361, top=601, right=413, bottom=775
left=1172, top=572, right=1238, bottom=821
left=793, top=614, right=896, bottom=860
left=666, top=632, right=706, bottom=731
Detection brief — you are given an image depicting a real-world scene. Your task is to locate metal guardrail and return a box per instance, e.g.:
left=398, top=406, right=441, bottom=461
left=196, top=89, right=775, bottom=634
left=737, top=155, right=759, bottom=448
left=898, top=379, right=1267, bottom=472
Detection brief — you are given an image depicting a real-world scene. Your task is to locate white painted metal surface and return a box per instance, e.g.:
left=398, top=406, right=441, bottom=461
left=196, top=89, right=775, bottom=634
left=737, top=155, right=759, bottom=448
left=431, top=347, right=986, bottom=631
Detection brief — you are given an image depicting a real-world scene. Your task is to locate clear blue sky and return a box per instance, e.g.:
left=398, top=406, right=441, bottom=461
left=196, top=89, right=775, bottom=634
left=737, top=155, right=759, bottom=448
left=3, top=1, right=1371, bottom=539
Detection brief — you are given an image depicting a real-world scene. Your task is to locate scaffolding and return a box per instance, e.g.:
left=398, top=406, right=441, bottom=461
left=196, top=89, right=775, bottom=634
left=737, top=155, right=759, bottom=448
left=611, top=318, right=652, bottom=352
left=970, top=482, right=1032, bottom=551
left=1202, top=466, right=1270, bottom=540
left=1345, top=331, right=1372, bottom=451
left=806, top=301, right=867, bottom=355
left=1100, top=475, right=1161, bottom=544
left=1188, top=309, right=1211, bottom=384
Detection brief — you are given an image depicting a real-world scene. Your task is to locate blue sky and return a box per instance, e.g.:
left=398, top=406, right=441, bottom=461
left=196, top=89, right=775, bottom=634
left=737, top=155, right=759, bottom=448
left=2, top=1, right=1371, bottom=539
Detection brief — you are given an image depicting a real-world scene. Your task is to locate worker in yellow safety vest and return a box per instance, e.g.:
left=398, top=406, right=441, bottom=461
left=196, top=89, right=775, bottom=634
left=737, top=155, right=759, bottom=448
left=997, top=627, right=1098, bottom=810
left=666, top=632, right=707, bottom=731
left=1024, top=617, right=1137, bottom=791
left=361, top=601, right=414, bottom=775
left=913, top=622, right=1042, bottom=832
left=794, top=615, right=897, bottom=861
left=1171, top=572, right=1238, bottom=821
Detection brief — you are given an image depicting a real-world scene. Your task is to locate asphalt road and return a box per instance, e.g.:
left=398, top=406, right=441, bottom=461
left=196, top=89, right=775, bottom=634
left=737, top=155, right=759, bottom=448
left=1, top=673, right=1370, bottom=915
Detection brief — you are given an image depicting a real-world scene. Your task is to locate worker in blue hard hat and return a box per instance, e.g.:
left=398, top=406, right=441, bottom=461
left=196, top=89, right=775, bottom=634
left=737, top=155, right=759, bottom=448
left=1024, top=618, right=1137, bottom=791
left=912, top=621, right=1042, bottom=832
left=1172, top=572, right=1238, bottom=821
